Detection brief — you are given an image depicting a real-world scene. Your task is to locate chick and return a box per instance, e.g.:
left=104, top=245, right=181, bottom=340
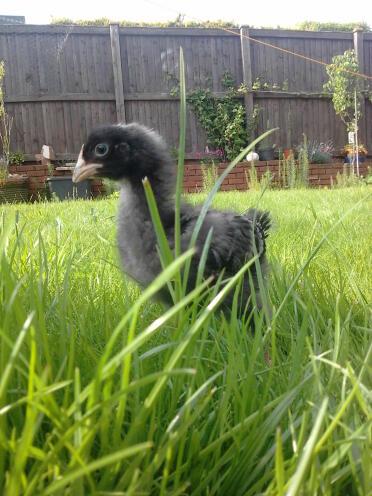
left=73, top=123, right=270, bottom=315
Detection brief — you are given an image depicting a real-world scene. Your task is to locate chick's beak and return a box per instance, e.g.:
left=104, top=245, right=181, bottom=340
left=72, top=146, right=103, bottom=183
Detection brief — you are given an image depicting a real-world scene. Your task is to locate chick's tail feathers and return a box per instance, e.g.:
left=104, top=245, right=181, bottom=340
left=245, top=209, right=271, bottom=258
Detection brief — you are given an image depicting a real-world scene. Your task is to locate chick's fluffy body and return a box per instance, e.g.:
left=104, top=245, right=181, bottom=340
left=83, top=123, right=270, bottom=311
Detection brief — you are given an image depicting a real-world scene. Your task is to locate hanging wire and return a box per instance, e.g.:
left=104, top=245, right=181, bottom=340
left=141, top=0, right=372, bottom=82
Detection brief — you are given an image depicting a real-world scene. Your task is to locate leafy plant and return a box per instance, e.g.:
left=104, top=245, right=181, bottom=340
left=279, top=150, right=309, bottom=189
left=51, top=15, right=239, bottom=28
left=341, top=143, right=368, bottom=157
left=169, top=145, right=179, bottom=159
left=333, top=164, right=364, bottom=187
left=297, top=138, right=334, bottom=164
left=252, top=77, right=261, bottom=90
left=251, top=76, right=289, bottom=92
left=364, top=166, right=372, bottom=184
left=9, top=151, right=25, bottom=166
left=297, top=135, right=309, bottom=185
left=297, top=20, right=371, bottom=31
left=188, top=73, right=260, bottom=161
left=102, top=178, right=119, bottom=196
left=201, top=162, right=219, bottom=193
left=245, top=161, right=259, bottom=190
left=323, top=50, right=363, bottom=132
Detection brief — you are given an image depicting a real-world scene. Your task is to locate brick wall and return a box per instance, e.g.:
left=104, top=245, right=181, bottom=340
left=182, top=161, right=370, bottom=193
left=8, top=160, right=371, bottom=200
left=8, top=164, right=104, bottom=199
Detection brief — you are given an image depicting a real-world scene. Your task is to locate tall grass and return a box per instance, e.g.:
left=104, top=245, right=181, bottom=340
left=0, top=49, right=371, bottom=494
left=1, top=187, right=371, bottom=494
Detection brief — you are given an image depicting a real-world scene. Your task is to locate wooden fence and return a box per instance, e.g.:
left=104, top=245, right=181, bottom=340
left=0, top=24, right=371, bottom=160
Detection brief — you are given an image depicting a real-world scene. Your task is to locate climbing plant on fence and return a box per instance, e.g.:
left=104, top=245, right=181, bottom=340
left=187, top=73, right=260, bottom=161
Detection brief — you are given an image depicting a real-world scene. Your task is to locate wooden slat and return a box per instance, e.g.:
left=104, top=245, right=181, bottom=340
left=353, top=29, right=366, bottom=145
left=240, top=27, right=254, bottom=128
left=110, top=24, right=126, bottom=123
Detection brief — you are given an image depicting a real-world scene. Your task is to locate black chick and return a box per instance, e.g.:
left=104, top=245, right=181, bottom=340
left=73, top=123, right=270, bottom=314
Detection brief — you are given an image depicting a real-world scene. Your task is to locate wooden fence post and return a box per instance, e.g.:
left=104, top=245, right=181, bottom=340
left=110, top=23, right=126, bottom=123
left=240, top=26, right=254, bottom=138
left=353, top=28, right=366, bottom=145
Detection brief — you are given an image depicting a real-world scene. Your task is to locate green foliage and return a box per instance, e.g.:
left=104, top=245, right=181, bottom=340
left=297, top=136, right=334, bottom=165
left=245, top=161, right=259, bottom=190
left=8, top=151, right=25, bottom=166
left=278, top=152, right=309, bottom=189
left=51, top=15, right=239, bottom=28
left=0, top=188, right=371, bottom=494
left=51, top=17, right=372, bottom=32
left=102, top=178, right=119, bottom=196
left=297, top=135, right=309, bottom=185
left=188, top=74, right=260, bottom=161
left=323, top=50, right=363, bottom=132
left=296, top=21, right=371, bottom=32
left=201, top=162, right=219, bottom=193
left=333, top=164, right=365, bottom=188
left=169, top=145, right=179, bottom=159
left=364, top=166, right=372, bottom=185
left=251, top=76, right=289, bottom=92
left=245, top=163, right=274, bottom=191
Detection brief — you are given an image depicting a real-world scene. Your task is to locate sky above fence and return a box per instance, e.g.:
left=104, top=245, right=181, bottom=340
left=2, top=0, right=372, bottom=28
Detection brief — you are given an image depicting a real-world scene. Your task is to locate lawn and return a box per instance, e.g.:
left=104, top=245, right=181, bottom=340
left=0, top=187, right=371, bottom=495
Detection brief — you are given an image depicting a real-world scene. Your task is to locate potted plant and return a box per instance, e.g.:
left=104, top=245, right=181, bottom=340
left=0, top=61, right=28, bottom=203
left=296, top=139, right=334, bottom=164
left=258, top=118, right=276, bottom=160
left=341, top=144, right=367, bottom=163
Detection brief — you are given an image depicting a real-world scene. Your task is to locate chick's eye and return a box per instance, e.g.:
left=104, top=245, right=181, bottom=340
left=95, top=143, right=109, bottom=157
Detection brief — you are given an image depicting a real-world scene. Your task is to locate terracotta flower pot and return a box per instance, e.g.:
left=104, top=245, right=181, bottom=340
left=283, top=149, right=294, bottom=159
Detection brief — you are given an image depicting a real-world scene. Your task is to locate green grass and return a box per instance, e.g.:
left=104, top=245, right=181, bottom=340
left=0, top=187, right=371, bottom=495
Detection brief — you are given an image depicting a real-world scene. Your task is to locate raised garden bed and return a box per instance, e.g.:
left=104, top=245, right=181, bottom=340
left=47, top=176, right=92, bottom=200
left=182, top=160, right=371, bottom=192
left=0, top=176, right=29, bottom=203
left=8, top=164, right=105, bottom=200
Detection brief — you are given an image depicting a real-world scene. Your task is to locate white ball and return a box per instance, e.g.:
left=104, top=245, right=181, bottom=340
left=247, top=152, right=259, bottom=162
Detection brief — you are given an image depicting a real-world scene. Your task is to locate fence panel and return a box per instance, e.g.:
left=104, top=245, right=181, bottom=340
left=0, top=24, right=370, bottom=159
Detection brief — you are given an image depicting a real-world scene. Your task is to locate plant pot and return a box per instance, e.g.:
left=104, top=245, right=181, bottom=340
left=344, top=154, right=365, bottom=164
left=47, top=177, right=92, bottom=200
left=283, top=149, right=294, bottom=159
left=259, top=148, right=275, bottom=161
left=0, top=176, right=29, bottom=203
